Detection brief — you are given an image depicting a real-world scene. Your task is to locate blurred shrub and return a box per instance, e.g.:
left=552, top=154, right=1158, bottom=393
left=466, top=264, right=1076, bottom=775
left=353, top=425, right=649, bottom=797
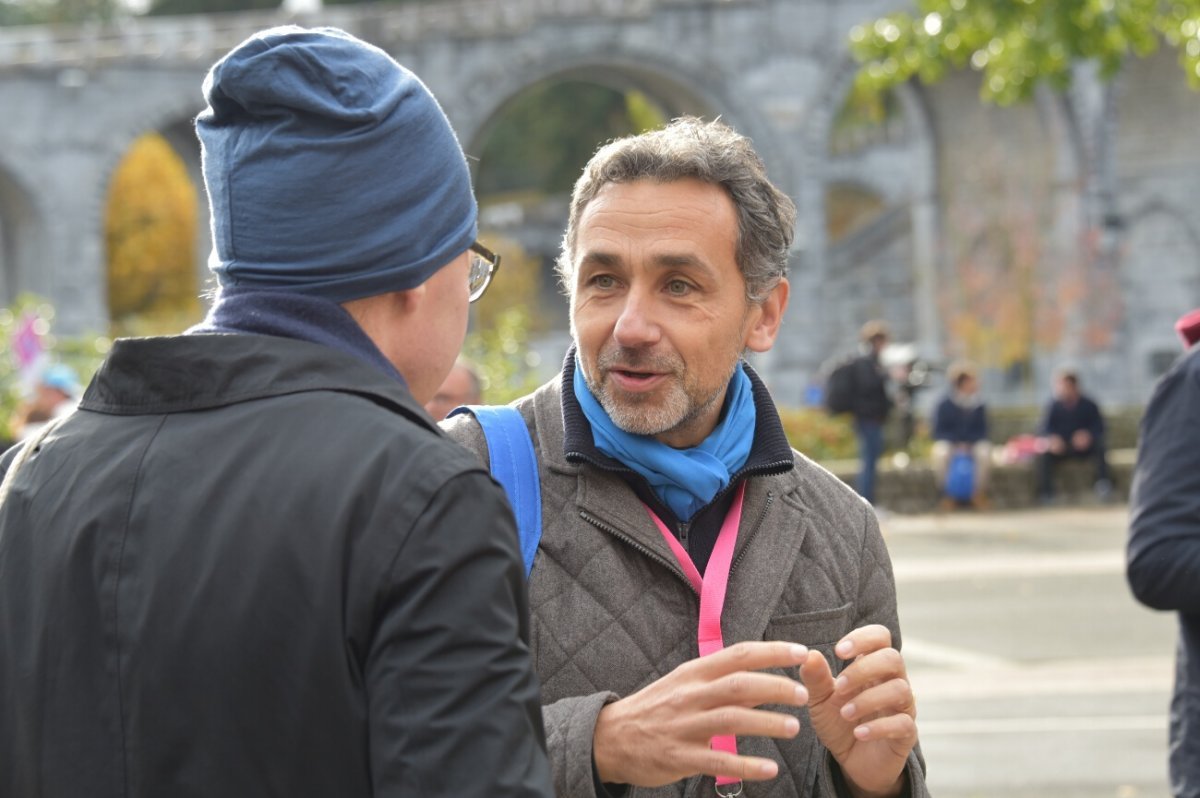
left=106, top=132, right=203, bottom=337
left=777, top=406, right=858, bottom=462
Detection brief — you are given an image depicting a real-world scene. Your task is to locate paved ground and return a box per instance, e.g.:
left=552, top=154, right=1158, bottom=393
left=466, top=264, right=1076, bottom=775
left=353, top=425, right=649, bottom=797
left=880, top=504, right=1175, bottom=798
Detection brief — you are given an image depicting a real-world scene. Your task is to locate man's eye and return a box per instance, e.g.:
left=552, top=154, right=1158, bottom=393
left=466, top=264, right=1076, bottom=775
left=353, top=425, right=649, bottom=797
left=591, top=274, right=616, bottom=289
left=666, top=279, right=691, bottom=296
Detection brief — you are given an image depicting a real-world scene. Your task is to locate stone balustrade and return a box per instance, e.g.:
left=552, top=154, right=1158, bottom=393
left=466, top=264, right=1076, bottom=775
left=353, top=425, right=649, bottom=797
left=0, top=0, right=749, bottom=69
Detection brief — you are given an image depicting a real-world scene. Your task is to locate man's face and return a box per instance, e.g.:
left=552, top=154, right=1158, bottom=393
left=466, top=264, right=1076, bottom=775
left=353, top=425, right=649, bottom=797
left=403, top=252, right=472, bottom=406
left=569, top=178, right=787, bottom=449
left=1056, top=376, right=1080, bottom=404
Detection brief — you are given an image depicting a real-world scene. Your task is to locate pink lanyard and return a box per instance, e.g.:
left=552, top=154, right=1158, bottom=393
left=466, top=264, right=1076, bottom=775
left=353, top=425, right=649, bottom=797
left=645, top=482, right=746, bottom=797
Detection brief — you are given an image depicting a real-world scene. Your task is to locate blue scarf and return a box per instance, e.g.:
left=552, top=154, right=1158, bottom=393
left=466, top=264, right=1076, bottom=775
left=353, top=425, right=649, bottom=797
left=573, top=359, right=756, bottom=521
left=187, top=287, right=407, bottom=385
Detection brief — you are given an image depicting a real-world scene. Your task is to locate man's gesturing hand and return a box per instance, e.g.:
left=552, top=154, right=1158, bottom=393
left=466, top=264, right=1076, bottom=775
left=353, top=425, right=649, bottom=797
left=592, top=641, right=810, bottom=788
left=800, top=624, right=918, bottom=798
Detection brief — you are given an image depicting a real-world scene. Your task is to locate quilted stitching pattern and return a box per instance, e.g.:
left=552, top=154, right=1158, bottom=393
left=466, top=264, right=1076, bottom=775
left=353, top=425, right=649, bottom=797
left=441, top=380, right=927, bottom=798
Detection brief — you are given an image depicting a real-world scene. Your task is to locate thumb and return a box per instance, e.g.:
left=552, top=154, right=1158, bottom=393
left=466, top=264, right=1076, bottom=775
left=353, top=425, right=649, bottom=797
left=798, top=649, right=837, bottom=706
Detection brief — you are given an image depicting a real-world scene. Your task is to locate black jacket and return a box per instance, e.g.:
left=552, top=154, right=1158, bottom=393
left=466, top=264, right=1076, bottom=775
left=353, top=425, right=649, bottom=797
left=1039, top=394, right=1105, bottom=445
left=1128, top=344, right=1200, bottom=797
left=0, top=333, right=552, bottom=798
left=851, top=354, right=891, bottom=423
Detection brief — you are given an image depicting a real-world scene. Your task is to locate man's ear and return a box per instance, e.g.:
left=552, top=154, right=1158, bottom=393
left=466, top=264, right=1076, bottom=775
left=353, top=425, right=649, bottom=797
left=392, top=282, right=426, bottom=313
left=744, top=277, right=789, bottom=353
left=342, top=285, right=426, bottom=337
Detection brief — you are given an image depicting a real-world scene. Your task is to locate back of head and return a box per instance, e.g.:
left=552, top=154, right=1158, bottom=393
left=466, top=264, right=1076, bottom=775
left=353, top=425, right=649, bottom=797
left=859, top=319, right=889, bottom=346
left=946, top=359, right=977, bottom=392
left=1177, top=308, right=1200, bottom=348
left=40, top=363, right=81, bottom=398
left=556, top=116, right=796, bottom=302
left=196, top=26, right=476, bottom=303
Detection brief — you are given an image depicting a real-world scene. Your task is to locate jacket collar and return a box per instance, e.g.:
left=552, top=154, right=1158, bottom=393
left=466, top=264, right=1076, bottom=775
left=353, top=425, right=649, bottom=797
left=81, top=333, right=435, bottom=433
left=528, top=362, right=823, bottom=642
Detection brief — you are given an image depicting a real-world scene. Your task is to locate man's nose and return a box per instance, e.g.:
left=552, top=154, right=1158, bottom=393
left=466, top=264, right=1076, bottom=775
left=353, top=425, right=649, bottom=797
left=612, top=292, right=662, bottom=348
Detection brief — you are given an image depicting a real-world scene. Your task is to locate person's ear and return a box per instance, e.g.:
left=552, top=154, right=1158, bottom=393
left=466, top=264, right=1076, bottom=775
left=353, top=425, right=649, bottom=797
left=744, top=277, right=789, bottom=353
left=393, top=282, right=426, bottom=313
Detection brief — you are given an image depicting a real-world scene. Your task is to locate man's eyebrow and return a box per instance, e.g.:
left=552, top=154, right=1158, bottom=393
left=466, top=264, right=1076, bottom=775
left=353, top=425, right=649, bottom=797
left=653, top=253, right=709, bottom=271
left=577, top=250, right=716, bottom=275
left=578, top=251, right=620, bottom=269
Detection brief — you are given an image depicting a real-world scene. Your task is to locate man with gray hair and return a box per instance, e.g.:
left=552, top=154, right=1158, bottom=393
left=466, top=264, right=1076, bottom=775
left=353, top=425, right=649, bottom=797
left=444, top=117, right=928, bottom=797
left=0, top=27, right=551, bottom=798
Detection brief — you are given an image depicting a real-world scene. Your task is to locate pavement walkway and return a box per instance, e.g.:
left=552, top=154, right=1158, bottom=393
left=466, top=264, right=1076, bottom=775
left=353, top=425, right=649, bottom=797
left=878, top=504, right=1174, bottom=798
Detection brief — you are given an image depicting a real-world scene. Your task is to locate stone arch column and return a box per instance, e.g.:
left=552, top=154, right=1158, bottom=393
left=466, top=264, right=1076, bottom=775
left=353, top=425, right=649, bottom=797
left=0, top=155, right=50, bottom=308
left=805, top=57, right=941, bottom=362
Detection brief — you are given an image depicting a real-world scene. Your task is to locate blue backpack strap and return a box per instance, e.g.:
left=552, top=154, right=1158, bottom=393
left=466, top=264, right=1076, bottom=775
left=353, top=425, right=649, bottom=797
left=449, top=405, right=541, bottom=577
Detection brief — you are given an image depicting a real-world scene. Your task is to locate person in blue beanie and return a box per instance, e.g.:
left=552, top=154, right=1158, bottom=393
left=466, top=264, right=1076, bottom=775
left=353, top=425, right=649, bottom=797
left=0, top=27, right=552, bottom=798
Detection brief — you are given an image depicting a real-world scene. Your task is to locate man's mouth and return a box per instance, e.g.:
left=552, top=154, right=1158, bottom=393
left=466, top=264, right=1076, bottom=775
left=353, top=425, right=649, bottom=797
left=607, top=367, right=666, bottom=392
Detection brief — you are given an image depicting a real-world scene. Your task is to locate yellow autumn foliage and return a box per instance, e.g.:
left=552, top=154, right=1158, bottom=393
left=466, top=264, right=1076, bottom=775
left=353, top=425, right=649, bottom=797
left=105, top=132, right=201, bottom=335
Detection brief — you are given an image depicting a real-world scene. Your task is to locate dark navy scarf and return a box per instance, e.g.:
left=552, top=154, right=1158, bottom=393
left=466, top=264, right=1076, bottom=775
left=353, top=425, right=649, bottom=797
left=187, top=287, right=406, bottom=385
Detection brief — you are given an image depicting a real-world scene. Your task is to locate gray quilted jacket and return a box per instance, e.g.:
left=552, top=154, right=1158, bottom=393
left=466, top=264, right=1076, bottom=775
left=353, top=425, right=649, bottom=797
left=443, top=375, right=929, bottom=798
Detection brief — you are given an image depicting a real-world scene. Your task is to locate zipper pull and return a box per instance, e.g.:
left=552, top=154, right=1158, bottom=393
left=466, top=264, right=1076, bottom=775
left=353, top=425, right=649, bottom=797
left=677, top=521, right=689, bottom=548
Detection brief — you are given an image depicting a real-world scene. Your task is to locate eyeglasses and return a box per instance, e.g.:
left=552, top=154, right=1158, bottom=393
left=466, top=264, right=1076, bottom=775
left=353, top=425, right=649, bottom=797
left=468, top=241, right=501, bottom=303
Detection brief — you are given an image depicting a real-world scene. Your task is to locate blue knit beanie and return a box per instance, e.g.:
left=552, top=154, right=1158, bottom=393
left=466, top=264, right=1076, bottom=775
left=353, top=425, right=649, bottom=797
left=196, top=26, right=477, bottom=302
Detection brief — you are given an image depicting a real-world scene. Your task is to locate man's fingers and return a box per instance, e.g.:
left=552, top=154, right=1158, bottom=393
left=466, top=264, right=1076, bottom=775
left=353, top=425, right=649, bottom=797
left=837, top=677, right=915, bottom=724
left=694, top=750, right=782, bottom=783
left=833, top=647, right=907, bottom=698
left=797, top=648, right=838, bottom=705
left=708, top=671, right=808, bottom=709
left=693, top=641, right=809, bottom=678
left=848, top=711, right=920, bottom=744
left=682, top=706, right=804, bottom=741
left=833, top=624, right=892, bottom=660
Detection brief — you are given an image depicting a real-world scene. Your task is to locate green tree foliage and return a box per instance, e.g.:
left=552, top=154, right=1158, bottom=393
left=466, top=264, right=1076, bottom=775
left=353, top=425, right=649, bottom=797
left=105, top=132, right=202, bottom=336
left=850, top=0, right=1200, bottom=105
left=475, top=81, right=666, bottom=198
left=0, top=0, right=116, bottom=24
left=146, top=0, right=274, bottom=15
left=462, top=232, right=547, bottom=403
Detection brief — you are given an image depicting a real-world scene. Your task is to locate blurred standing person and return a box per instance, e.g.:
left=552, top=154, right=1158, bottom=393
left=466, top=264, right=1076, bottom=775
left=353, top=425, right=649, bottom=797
left=425, top=357, right=483, bottom=420
left=850, top=320, right=892, bottom=505
left=1127, top=308, right=1200, bottom=798
left=930, top=360, right=991, bottom=508
left=0, top=27, right=551, bottom=798
left=1035, top=368, right=1112, bottom=503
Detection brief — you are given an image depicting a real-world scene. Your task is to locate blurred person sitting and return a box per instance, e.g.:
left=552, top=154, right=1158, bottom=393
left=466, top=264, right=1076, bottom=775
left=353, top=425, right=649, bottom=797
left=13, top=363, right=80, bottom=442
left=425, top=357, right=482, bottom=421
left=1036, top=368, right=1112, bottom=503
left=930, top=360, right=991, bottom=509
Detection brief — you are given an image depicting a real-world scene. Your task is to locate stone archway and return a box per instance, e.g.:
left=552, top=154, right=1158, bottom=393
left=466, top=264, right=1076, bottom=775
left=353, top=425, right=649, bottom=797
left=450, top=53, right=730, bottom=368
